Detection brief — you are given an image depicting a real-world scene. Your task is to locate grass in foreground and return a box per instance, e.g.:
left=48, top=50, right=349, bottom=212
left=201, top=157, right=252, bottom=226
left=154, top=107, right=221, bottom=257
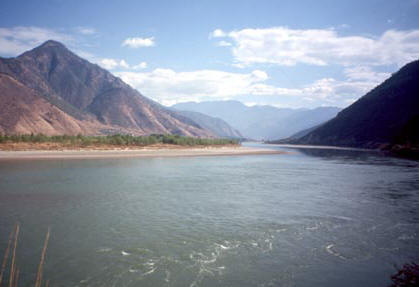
left=0, top=134, right=239, bottom=148
left=1, top=224, right=50, bottom=287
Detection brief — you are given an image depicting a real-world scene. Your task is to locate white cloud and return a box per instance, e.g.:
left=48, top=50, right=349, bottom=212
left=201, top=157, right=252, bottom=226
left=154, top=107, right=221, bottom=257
left=132, top=62, right=148, bottom=70
left=76, top=27, right=96, bottom=35
left=116, top=69, right=272, bottom=105
left=210, top=29, right=226, bottom=38
left=115, top=66, right=387, bottom=107
left=299, top=77, right=381, bottom=104
left=343, top=66, right=390, bottom=83
left=338, top=24, right=351, bottom=29
left=216, top=40, right=232, bottom=47
left=217, top=27, right=419, bottom=67
left=98, top=58, right=132, bottom=70
left=248, top=84, right=302, bottom=96
left=0, top=26, right=73, bottom=56
left=119, top=59, right=129, bottom=69
left=97, top=59, right=148, bottom=71
left=98, top=58, right=119, bottom=70
left=122, top=37, right=155, bottom=48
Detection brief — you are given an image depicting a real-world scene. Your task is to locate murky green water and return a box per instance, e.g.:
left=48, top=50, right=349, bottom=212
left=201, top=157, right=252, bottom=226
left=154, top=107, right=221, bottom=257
left=0, top=144, right=418, bottom=286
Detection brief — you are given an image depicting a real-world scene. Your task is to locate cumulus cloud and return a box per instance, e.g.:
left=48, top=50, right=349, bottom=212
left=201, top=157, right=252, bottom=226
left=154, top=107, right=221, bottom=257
left=132, top=62, right=148, bottom=70
left=115, top=68, right=384, bottom=107
left=210, top=29, right=226, bottom=38
left=122, top=37, right=155, bottom=48
left=96, top=58, right=149, bottom=71
left=98, top=58, right=132, bottom=70
left=0, top=26, right=73, bottom=56
left=212, top=27, right=419, bottom=67
left=343, top=66, right=390, bottom=83
left=116, top=69, right=272, bottom=105
left=216, top=40, right=232, bottom=47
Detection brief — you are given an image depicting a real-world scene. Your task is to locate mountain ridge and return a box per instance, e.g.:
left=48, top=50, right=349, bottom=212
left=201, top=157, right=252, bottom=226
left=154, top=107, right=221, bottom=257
left=172, top=101, right=341, bottom=140
left=287, top=59, right=419, bottom=150
left=171, top=109, right=243, bottom=138
left=0, top=40, right=214, bottom=137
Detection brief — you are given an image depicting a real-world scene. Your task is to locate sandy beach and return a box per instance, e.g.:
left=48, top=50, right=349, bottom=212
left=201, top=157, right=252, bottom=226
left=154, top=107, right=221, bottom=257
left=0, top=146, right=284, bottom=160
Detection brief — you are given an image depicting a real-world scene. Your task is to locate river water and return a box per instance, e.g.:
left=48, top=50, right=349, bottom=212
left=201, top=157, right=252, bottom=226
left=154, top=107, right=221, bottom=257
left=0, top=143, right=418, bottom=286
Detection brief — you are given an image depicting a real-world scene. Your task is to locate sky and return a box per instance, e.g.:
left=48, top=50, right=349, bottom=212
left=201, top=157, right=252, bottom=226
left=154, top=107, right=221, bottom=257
left=1, top=0, right=419, bottom=109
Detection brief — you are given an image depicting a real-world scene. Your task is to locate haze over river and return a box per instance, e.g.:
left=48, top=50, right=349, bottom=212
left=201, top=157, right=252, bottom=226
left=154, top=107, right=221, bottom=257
left=0, top=143, right=418, bottom=286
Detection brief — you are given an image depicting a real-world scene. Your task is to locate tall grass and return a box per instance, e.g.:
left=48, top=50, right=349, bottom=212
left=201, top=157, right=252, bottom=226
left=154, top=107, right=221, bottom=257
left=0, top=133, right=238, bottom=147
left=0, top=225, right=50, bottom=287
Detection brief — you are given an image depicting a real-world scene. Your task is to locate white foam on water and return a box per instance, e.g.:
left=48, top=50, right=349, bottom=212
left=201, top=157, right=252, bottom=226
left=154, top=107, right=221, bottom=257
left=306, top=225, right=319, bottom=230
left=188, top=241, right=237, bottom=287
left=165, top=270, right=171, bottom=282
left=143, top=267, right=156, bottom=276
left=398, top=234, right=415, bottom=240
left=121, top=251, right=131, bottom=256
left=97, top=247, right=112, bottom=253
left=325, top=244, right=346, bottom=260
left=145, top=260, right=155, bottom=266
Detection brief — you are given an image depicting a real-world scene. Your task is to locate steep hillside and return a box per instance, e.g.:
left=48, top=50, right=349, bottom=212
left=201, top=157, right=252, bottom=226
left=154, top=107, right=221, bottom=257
left=0, top=40, right=213, bottom=137
left=295, top=60, right=419, bottom=149
left=0, top=73, right=110, bottom=135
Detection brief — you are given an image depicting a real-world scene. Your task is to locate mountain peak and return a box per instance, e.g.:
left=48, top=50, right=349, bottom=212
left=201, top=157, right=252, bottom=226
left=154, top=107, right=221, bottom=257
left=0, top=41, right=214, bottom=137
left=39, top=40, right=67, bottom=49
left=17, top=40, right=69, bottom=58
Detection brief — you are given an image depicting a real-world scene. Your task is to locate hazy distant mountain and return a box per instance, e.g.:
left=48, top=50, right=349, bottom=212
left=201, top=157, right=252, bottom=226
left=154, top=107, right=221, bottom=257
left=172, top=101, right=341, bottom=140
left=291, top=59, right=419, bottom=149
left=288, top=125, right=321, bottom=140
left=0, top=40, right=213, bottom=137
left=172, top=109, right=242, bottom=138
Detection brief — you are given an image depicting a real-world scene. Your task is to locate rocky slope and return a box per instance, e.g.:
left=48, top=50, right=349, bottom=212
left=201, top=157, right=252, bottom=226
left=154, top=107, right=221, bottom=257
left=0, top=73, right=109, bottom=135
left=0, top=40, right=213, bottom=137
left=293, top=59, right=419, bottom=149
left=172, top=109, right=242, bottom=138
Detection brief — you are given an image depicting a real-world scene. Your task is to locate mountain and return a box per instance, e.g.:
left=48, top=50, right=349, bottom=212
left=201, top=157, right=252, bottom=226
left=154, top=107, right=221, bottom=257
left=292, top=59, right=419, bottom=149
left=287, top=125, right=321, bottom=140
left=0, top=73, right=107, bottom=135
left=172, top=101, right=341, bottom=140
left=0, top=40, right=213, bottom=137
left=171, top=109, right=242, bottom=138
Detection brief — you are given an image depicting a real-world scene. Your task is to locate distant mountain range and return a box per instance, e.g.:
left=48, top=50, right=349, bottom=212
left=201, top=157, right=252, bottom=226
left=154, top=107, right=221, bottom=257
left=0, top=40, right=215, bottom=137
left=172, top=101, right=341, bottom=140
left=276, top=59, right=419, bottom=152
left=171, top=109, right=242, bottom=138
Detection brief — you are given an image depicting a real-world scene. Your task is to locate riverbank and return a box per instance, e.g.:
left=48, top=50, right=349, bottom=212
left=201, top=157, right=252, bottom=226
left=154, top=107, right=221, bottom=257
left=0, top=145, right=284, bottom=160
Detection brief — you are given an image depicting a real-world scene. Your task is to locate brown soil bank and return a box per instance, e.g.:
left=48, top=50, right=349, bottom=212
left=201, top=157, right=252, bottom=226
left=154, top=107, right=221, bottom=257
left=0, top=145, right=285, bottom=160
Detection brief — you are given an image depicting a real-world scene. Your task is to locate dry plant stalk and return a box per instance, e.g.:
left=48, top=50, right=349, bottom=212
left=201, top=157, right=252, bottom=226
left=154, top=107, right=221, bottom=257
left=0, top=225, right=15, bottom=285
left=13, top=268, right=19, bottom=287
left=35, top=228, right=50, bottom=287
left=9, top=224, right=20, bottom=287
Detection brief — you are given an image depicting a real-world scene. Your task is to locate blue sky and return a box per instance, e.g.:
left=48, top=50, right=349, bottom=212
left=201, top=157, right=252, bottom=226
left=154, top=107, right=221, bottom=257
left=1, top=0, right=419, bottom=108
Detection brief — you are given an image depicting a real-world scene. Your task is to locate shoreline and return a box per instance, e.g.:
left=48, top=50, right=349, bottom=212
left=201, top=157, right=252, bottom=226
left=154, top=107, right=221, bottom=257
left=265, top=143, right=375, bottom=152
left=0, top=146, right=284, bottom=160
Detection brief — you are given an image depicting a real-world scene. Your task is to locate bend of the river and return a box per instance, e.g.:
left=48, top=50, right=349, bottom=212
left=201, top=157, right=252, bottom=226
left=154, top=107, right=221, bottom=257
left=0, top=143, right=418, bottom=286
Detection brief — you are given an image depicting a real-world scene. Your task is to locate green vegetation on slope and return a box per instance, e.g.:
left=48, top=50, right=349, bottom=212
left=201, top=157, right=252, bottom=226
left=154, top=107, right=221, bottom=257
left=0, top=134, right=238, bottom=147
